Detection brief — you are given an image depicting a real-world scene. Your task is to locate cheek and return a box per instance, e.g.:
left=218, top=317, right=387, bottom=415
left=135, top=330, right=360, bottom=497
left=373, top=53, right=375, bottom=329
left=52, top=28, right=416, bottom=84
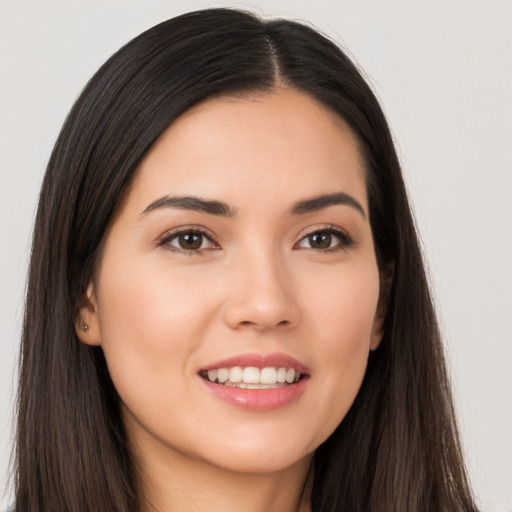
left=307, top=261, right=380, bottom=349
left=301, top=262, right=380, bottom=440
left=94, top=257, right=217, bottom=402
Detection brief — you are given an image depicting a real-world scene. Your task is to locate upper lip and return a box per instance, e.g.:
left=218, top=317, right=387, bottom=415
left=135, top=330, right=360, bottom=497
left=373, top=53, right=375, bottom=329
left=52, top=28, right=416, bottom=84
left=199, top=352, right=310, bottom=375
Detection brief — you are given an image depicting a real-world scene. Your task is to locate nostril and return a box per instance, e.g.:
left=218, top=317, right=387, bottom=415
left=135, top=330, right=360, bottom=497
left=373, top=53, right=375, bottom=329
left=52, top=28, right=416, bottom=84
left=237, top=319, right=291, bottom=329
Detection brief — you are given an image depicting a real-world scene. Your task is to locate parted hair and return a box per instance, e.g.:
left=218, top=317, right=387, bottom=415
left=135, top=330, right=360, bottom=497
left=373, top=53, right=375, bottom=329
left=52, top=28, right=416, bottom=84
left=15, top=8, right=478, bottom=512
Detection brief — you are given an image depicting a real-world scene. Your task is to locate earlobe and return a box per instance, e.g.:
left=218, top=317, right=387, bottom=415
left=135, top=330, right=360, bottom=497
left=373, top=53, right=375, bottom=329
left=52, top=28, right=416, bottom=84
left=370, top=330, right=383, bottom=351
left=370, top=316, right=384, bottom=351
left=370, top=260, right=395, bottom=351
left=75, top=282, right=102, bottom=346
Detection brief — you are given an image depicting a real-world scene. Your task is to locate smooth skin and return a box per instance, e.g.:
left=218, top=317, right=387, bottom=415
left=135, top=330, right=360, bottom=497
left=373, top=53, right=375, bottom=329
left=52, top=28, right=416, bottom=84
left=77, top=88, right=386, bottom=512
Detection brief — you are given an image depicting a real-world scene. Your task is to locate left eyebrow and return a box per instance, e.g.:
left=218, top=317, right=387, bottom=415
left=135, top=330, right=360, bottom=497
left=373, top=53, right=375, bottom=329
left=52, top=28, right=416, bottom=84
left=290, top=192, right=366, bottom=218
left=140, top=195, right=238, bottom=218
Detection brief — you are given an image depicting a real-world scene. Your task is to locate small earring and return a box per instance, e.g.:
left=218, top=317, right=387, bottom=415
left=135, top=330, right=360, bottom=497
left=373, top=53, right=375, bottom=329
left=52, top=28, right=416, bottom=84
left=82, top=324, right=89, bottom=332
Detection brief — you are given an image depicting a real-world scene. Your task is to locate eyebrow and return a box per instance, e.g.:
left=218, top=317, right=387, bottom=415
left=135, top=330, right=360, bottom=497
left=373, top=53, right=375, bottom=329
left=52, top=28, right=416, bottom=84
left=140, top=192, right=365, bottom=219
left=290, top=192, right=366, bottom=218
left=140, top=195, right=238, bottom=218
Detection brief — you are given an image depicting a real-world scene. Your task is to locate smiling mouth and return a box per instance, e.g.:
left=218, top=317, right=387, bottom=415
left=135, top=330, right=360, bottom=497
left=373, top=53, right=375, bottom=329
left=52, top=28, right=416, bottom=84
left=199, top=366, right=304, bottom=389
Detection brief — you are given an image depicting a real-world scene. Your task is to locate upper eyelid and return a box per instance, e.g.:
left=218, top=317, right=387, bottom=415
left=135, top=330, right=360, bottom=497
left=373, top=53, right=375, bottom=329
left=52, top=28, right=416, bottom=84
left=295, top=226, right=353, bottom=246
left=296, top=224, right=351, bottom=239
left=158, top=223, right=348, bottom=237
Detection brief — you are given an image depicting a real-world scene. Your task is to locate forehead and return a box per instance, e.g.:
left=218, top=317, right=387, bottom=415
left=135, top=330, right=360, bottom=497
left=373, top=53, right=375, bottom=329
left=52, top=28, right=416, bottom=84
left=126, top=88, right=368, bottom=215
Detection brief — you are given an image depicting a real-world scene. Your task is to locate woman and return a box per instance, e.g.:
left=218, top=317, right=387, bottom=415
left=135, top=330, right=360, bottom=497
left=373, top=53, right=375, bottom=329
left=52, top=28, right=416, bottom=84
left=14, top=7, right=478, bottom=512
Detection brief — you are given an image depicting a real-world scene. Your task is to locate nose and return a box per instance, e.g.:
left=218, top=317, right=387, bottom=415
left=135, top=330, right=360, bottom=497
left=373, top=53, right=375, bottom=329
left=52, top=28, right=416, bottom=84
left=222, top=249, right=301, bottom=332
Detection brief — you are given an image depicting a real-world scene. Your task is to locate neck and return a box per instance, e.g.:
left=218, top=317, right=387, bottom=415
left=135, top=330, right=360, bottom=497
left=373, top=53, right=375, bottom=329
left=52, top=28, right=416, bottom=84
left=134, top=441, right=313, bottom=512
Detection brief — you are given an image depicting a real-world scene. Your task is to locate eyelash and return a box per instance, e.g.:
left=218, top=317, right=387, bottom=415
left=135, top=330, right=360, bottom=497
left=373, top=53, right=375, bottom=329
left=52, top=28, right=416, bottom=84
left=296, top=225, right=355, bottom=253
left=157, top=225, right=355, bottom=256
left=157, top=226, right=219, bottom=256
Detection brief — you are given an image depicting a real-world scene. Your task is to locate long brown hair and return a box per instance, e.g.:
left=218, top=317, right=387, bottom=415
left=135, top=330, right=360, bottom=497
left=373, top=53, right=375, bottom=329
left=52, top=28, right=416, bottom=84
left=15, top=8, right=478, bottom=512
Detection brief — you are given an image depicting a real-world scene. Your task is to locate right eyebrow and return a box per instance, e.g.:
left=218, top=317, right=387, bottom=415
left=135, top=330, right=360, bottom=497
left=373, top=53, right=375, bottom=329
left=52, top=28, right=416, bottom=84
left=290, top=192, right=366, bottom=218
left=139, top=195, right=238, bottom=218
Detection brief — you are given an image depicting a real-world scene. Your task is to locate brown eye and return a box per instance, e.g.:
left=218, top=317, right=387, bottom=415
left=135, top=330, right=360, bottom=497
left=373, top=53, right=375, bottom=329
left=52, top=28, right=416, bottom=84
left=308, top=232, right=332, bottom=249
left=296, top=228, right=354, bottom=252
left=160, top=229, right=218, bottom=253
left=177, top=233, right=203, bottom=250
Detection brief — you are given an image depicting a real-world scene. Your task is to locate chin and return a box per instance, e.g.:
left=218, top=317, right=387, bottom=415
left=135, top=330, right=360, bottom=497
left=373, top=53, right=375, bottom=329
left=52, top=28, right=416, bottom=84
left=207, top=448, right=312, bottom=475
left=193, top=430, right=316, bottom=475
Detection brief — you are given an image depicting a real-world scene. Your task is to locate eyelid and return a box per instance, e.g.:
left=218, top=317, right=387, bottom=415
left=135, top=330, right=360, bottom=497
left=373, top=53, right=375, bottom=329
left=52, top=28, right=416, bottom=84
left=296, top=223, right=349, bottom=239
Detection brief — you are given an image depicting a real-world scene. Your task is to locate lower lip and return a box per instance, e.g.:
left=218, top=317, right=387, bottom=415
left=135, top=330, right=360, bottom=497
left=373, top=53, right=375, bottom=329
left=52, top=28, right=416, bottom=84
left=200, top=377, right=309, bottom=411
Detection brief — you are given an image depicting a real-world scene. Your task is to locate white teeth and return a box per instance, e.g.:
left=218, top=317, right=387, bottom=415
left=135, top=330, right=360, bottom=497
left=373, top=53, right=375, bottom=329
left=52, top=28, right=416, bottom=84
left=276, top=367, right=287, bottom=383
left=204, top=366, right=301, bottom=387
left=260, top=367, right=277, bottom=384
left=229, top=366, right=243, bottom=383
left=242, top=367, right=260, bottom=384
left=217, top=368, right=229, bottom=383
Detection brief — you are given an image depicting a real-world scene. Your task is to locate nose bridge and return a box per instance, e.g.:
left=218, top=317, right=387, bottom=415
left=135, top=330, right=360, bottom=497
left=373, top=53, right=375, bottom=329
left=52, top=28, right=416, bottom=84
left=223, top=240, right=300, bottom=331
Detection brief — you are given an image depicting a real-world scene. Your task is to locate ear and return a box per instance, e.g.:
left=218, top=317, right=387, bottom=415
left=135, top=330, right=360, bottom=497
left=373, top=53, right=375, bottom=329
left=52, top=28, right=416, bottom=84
left=370, top=261, right=395, bottom=351
left=75, top=281, right=102, bottom=346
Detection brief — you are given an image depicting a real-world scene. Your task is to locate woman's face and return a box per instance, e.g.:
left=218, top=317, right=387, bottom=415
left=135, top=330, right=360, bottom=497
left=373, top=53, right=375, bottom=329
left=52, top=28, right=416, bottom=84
left=79, top=89, right=383, bottom=475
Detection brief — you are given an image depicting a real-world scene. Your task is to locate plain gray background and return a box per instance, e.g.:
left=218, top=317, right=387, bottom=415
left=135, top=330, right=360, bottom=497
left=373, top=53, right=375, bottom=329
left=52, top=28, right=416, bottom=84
left=1, top=1, right=511, bottom=510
